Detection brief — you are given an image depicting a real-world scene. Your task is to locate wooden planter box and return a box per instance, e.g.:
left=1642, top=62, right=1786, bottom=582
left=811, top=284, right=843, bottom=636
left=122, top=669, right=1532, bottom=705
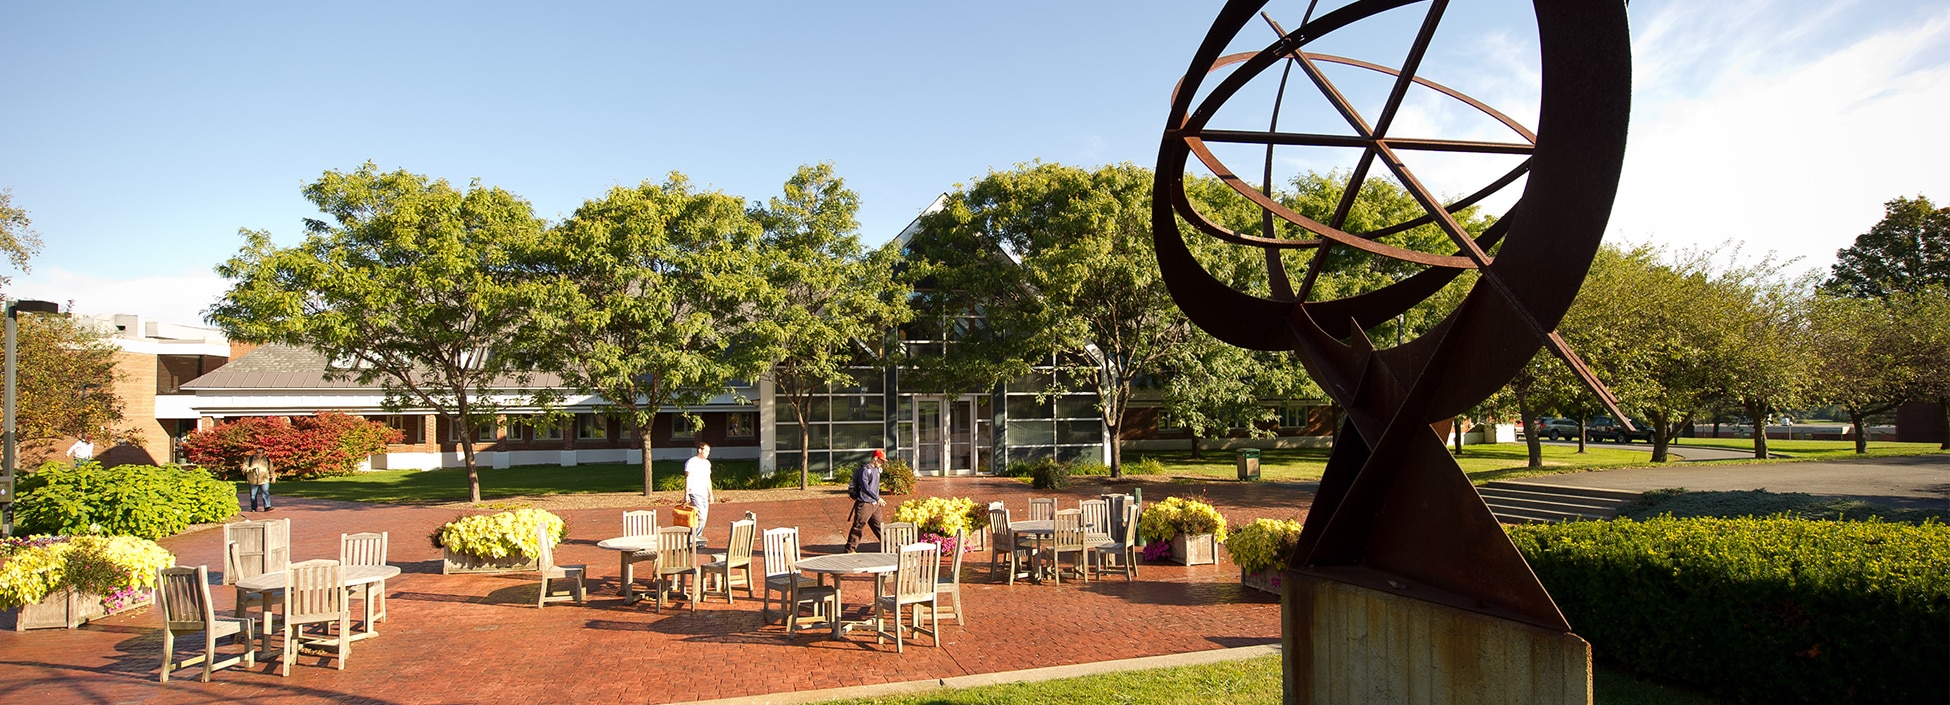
left=1169, top=533, right=1218, bottom=566
left=11, top=587, right=152, bottom=631
left=442, top=548, right=539, bottom=575
left=1241, top=567, right=1281, bottom=593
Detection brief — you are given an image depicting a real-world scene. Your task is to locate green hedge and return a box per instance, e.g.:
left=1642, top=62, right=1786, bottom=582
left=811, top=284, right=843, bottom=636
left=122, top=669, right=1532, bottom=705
left=1510, top=516, right=1950, bottom=704
left=15, top=462, right=241, bottom=540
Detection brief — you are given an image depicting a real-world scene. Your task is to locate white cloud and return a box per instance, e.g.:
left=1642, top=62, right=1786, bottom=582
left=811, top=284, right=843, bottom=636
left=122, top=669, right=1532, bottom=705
left=1610, top=1, right=1950, bottom=273
left=7, top=267, right=227, bottom=326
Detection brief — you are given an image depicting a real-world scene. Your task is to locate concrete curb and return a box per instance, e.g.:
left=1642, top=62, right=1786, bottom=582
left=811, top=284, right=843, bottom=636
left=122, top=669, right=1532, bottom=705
left=674, top=643, right=1283, bottom=705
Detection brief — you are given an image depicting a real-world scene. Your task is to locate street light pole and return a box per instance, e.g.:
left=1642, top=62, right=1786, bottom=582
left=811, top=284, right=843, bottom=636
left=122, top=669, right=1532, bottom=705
left=3, top=298, right=61, bottom=538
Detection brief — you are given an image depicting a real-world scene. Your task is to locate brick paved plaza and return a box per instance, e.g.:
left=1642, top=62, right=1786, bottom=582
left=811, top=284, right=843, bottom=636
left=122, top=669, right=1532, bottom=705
left=0, top=477, right=1309, bottom=704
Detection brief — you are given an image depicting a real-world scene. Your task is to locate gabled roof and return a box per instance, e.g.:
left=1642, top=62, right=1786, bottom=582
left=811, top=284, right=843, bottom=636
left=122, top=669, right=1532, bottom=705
left=181, top=344, right=562, bottom=391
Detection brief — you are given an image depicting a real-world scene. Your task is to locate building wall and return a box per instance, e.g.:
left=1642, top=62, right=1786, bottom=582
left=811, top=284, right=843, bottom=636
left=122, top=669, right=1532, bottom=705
left=99, top=350, right=167, bottom=466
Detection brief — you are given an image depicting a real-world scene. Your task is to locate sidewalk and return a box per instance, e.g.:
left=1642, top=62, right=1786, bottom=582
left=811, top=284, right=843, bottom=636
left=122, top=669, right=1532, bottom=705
left=0, top=476, right=1304, bottom=704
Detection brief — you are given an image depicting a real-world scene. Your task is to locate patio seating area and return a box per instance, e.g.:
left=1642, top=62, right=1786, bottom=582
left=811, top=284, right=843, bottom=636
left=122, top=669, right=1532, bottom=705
left=0, top=476, right=1304, bottom=704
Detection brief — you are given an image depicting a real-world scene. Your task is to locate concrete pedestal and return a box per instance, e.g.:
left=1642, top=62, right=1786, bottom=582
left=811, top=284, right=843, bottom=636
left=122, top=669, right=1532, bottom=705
left=1283, top=571, right=1591, bottom=704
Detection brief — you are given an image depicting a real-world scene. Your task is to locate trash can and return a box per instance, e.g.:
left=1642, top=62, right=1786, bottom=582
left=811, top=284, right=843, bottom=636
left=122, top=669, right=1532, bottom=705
left=1236, top=448, right=1261, bottom=480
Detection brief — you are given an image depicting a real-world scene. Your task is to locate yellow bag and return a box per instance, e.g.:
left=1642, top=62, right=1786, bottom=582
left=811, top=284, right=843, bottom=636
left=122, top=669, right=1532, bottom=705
left=672, top=503, right=701, bottom=528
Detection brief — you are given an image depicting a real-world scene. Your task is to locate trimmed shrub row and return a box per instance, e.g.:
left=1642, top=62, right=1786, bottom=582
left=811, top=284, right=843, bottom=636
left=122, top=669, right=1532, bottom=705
left=1510, top=516, right=1949, bottom=704
left=15, top=462, right=240, bottom=540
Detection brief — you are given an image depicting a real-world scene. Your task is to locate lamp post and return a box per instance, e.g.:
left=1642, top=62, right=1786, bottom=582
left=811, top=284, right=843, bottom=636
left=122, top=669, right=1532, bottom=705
left=3, top=299, right=61, bottom=538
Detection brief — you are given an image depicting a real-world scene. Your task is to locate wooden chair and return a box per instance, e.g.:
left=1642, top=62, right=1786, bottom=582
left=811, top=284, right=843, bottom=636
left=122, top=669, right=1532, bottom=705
left=536, top=523, right=587, bottom=608
left=279, top=559, right=347, bottom=677
left=339, top=532, right=388, bottom=623
left=1080, top=499, right=1112, bottom=546
left=156, top=565, right=255, bottom=683
left=1093, top=503, right=1140, bottom=581
left=935, top=529, right=967, bottom=626
left=761, top=527, right=821, bottom=626
left=1028, top=497, right=1056, bottom=521
left=651, top=526, right=699, bottom=613
left=1048, top=509, right=1088, bottom=584
left=703, top=517, right=756, bottom=603
left=882, top=522, right=919, bottom=552
left=987, top=505, right=1032, bottom=585
left=224, top=518, right=289, bottom=634
left=873, top=542, right=941, bottom=653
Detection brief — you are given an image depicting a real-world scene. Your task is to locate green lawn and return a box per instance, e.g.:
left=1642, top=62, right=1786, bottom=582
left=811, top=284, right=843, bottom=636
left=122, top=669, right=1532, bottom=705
left=271, top=459, right=775, bottom=504
left=1671, top=438, right=1946, bottom=460
left=811, top=655, right=1724, bottom=705
left=1134, top=444, right=1658, bottom=485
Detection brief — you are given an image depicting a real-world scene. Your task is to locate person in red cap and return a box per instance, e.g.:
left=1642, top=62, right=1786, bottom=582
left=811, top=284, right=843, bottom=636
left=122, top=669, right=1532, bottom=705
left=844, top=449, right=888, bottom=552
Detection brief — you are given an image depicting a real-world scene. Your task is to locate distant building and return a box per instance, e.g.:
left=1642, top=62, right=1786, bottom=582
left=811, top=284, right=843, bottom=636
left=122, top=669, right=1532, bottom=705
left=76, top=314, right=238, bottom=466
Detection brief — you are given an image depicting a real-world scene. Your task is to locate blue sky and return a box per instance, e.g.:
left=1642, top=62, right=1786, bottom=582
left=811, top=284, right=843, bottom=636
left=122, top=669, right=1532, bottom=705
left=3, top=0, right=1946, bottom=324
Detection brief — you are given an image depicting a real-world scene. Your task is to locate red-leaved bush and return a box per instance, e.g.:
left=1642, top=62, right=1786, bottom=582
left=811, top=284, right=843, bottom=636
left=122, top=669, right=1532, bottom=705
left=181, top=412, right=402, bottom=478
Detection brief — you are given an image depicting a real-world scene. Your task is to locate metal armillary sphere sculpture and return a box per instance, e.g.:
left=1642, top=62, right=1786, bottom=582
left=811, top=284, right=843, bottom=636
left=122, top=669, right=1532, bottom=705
left=1153, top=0, right=1631, bottom=633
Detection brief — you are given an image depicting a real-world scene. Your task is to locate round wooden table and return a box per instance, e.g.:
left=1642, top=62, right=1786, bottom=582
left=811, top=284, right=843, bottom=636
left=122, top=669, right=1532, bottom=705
left=1010, top=520, right=1055, bottom=582
left=235, top=564, right=401, bottom=642
left=795, top=553, right=899, bottom=639
left=597, top=536, right=658, bottom=603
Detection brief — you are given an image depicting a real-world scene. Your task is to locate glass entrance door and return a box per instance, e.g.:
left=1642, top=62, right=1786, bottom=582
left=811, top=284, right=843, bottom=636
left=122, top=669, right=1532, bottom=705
left=914, top=398, right=944, bottom=475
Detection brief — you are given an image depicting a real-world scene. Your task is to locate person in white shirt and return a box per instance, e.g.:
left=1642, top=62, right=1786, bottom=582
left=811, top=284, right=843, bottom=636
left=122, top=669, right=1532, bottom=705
left=66, top=436, right=96, bottom=467
left=684, top=443, right=713, bottom=546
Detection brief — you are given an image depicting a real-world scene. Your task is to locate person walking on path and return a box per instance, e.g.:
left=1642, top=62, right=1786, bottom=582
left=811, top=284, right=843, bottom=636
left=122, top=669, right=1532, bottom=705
left=844, top=449, right=887, bottom=553
left=243, top=452, right=275, bottom=512
left=684, top=443, right=713, bottom=546
left=66, top=435, right=95, bottom=467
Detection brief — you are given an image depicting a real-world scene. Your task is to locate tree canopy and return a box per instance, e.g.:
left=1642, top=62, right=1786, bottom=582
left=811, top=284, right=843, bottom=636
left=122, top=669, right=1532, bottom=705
left=1825, top=195, right=1949, bottom=298
left=208, top=163, right=553, bottom=502
left=0, top=188, right=42, bottom=292
left=13, top=313, right=136, bottom=460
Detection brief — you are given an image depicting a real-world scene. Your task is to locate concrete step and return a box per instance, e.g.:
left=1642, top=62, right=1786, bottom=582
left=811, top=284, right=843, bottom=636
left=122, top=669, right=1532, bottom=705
left=1477, top=481, right=1641, bottom=525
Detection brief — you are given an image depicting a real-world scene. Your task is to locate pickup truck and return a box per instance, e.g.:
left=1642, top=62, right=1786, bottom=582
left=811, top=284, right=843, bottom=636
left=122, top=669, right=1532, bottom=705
left=1588, top=416, right=1654, bottom=443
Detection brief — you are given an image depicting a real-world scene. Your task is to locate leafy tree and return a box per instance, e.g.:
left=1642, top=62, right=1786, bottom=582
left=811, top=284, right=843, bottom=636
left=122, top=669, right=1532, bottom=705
left=528, top=174, right=770, bottom=496
left=1158, top=331, right=1314, bottom=459
left=208, top=163, right=552, bottom=502
left=1806, top=294, right=1913, bottom=453
left=180, top=412, right=402, bottom=478
left=13, top=313, right=137, bottom=460
left=1711, top=253, right=1818, bottom=459
left=0, top=188, right=43, bottom=291
left=1824, top=195, right=1949, bottom=298
left=1901, top=288, right=1950, bottom=450
left=751, top=164, right=911, bottom=489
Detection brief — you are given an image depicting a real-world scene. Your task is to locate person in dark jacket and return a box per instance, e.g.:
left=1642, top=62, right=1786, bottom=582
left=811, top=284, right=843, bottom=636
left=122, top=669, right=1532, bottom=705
left=844, top=449, right=887, bottom=553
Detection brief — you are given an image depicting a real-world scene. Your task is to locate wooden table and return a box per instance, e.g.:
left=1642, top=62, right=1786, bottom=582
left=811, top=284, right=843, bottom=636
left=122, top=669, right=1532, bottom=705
left=1010, top=520, right=1055, bottom=582
left=597, top=536, right=658, bottom=604
left=235, top=564, right=401, bottom=642
left=794, top=553, right=899, bottom=639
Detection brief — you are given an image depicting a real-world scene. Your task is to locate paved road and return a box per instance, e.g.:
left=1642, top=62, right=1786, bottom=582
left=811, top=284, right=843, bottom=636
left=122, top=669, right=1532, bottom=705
left=1537, top=439, right=1756, bottom=461
left=1509, top=454, right=1950, bottom=508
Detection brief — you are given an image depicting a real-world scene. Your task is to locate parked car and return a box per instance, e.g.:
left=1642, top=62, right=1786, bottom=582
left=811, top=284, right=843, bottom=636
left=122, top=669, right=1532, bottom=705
left=1528, top=417, right=1583, bottom=441
left=1588, top=416, right=1654, bottom=443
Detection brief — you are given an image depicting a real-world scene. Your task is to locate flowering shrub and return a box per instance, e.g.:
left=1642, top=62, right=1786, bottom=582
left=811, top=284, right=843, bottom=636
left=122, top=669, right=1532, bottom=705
left=433, top=508, right=565, bottom=560
left=920, top=532, right=971, bottom=555
left=1138, top=496, right=1229, bottom=544
left=15, top=462, right=239, bottom=540
left=0, top=535, right=174, bottom=610
left=181, top=412, right=401, bottom=478
left=1139, top=541, right=1172, bottom=561
left=880, top=459, right=917, bottom=496
left=894, top=497, right=990, bottom=538
left=1227, top=518, right=1304, bottom=574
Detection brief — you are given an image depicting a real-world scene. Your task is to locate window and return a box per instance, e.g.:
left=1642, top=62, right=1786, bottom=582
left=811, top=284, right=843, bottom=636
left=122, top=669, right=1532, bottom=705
left=1278, top=404, right=1311, bottom=430
left=671, top=414, right=698, bottom=440
left=529, top=416, right=562, bottom=441
left=577, top=414, right=608, bottom=440
left=726, top=412, right=755, bottom=439
left=477, top=422, right=498, bottom=442
left=379, top=415, right=423, bottom=444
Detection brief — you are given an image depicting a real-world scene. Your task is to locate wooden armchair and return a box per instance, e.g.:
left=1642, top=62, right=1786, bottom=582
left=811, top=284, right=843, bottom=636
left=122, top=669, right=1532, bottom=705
left=651, top=526, right=699, bottom=613
left=1049, top=509, right=1088, bottom=584
left=279, top=560, right=347, bottom=677
left=1093, top=503, right=1140, bottom=581
left=873, top=542, right=940, bottom=653
left=1028, top=497, right=1056, bottom=521
left=935, top=529, right=967, bottom=626
left=535, top=524, right=587, bottom=608
left=761, top=527, right=822, bottom=627
left=339, top=532, right=388, bottom=623
left=883, top=522, right=919, bottom=552
left=703, top=517, right=756, bottom=603
left=224, top=518, right=289, bottom=634
left=1080, top=499, right=1112, bottom=547
left=987, top=505, right=1032, bottom=585
left=156, top=566, right=255, bottom=683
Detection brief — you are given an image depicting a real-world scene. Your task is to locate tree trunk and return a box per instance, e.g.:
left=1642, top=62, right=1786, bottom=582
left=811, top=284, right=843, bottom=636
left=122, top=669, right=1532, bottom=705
left=1649, top=413, right=1670, bottom=463
left=1849, top=409, right=1868, bottom=454
left=1575, top=417, right=1588, bottom=453
left=1453, top=417, right=1464, bottom=454
left=459, top=430, right=481, bottom=504
left=1517, top=391, right=1542, bottom=469
left=1189, top=432, right=1202, bottom=460
left=799, top=421, right=812, bottom=490
left=1107, top=420, right=1123, bottom=479
left=639, top=422, right=656, bottom=497
left=1940, top=397, right=1949, bottom=451
left=1744, top=400, right=1770, bottom=460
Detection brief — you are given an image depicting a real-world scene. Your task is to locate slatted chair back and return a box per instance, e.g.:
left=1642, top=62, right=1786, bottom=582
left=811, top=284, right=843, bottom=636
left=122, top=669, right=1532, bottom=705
left=535, top=523, right=562, bottom=571
left=283, top=560, right=343, bottom=622
left=222, top=518, right=290, bottom=585
left=1052, top=509, right=1086, bottom=552
left=988, top=506, right=1012, bottom=549
left=1121, top=503, right=1140, bottom=545
left=762, top=527, right=802, bottom=579
left=943, top=528, right=965, bottom=586
left=340, top=532, right=387, bottom=567
left=1028, top=497, right=1056, bottom=522
left=156, top=566, right=213, bottom=628
left=656, top=526, right=697, bottom=571
left=726, top=518, right=756, bottom=568
left=892, top=543, right=940, bottom=601
left=622, top=510, right=657, bottom=537
left=1101, top=494, right=1134, bottom=538
left=884, top=522, right=919, bottom=551
left=1080, top=499, right=1110, bottom=537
